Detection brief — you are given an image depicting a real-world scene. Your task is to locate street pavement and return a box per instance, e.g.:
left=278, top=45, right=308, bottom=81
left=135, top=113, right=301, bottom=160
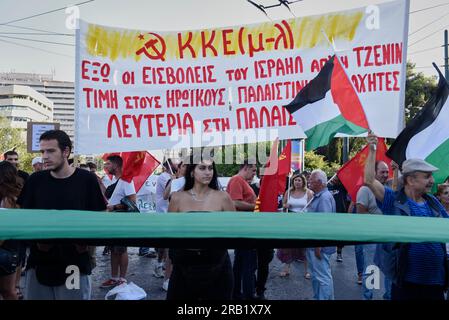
left=92, top=245, right=387, bottom=300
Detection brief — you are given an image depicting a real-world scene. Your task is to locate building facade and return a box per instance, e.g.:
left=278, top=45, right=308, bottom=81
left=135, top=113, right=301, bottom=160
left=0, top=73, right=75, bottom=140
left=0, top=85, right=53, bottom=129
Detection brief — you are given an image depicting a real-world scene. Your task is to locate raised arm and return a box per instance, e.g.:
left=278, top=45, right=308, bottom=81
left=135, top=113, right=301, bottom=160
left=364, top=133, right=385, bottom=202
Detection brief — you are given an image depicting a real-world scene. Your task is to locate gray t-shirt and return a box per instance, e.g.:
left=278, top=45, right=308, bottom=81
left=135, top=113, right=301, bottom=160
left=356, top=186, right=382, bottom=214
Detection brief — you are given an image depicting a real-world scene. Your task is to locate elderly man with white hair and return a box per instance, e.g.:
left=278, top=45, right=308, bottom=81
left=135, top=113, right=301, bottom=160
left=306, top=169, right=336, bottom=300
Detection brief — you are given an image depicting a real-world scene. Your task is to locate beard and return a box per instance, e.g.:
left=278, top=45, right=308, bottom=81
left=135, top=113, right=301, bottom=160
left=48, top=155, right=66, bottom=173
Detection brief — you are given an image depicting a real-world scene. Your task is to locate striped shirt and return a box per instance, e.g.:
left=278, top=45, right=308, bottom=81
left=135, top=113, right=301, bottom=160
left=380, top=188, right=448, bottom=285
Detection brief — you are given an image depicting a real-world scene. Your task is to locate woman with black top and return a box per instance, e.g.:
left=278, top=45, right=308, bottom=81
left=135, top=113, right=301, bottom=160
left=167, top=158, right=235, bottom=300
left=0, top=161, right=24, bottom=300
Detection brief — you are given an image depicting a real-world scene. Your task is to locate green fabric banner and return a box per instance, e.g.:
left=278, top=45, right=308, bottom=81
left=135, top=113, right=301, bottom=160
left=1, top=209, right=449, bottom=243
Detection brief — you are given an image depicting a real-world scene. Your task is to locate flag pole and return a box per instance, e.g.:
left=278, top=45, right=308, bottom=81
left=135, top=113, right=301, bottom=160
left=163, top=158, right=174, bottom=176
left=300, top=195, right=314, bottom=213
left=326, top=173, right=337, bottom=185
left=286, top=171, right=292, bottom=213
left=320, top=29, right=376, bottom=151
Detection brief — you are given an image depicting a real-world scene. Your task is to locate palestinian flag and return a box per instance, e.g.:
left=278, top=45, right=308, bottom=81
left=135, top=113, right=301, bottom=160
left=285, top=55, right=369, bottom=150
left=387, top=68, right=449, bottom=186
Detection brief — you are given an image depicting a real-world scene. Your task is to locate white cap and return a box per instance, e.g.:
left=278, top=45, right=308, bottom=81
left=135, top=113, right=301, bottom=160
left=32, top=157, right=43, bottom=166
left=402, top=159, right=438, bottom=174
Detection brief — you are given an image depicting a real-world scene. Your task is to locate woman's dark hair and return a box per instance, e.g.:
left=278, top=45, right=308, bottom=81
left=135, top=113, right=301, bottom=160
left=183, top=156, right=219, bottom=191
left=0, top=161, right=23, bottom=206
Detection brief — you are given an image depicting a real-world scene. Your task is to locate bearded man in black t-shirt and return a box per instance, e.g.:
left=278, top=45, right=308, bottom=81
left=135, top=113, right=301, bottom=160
left=17, top=130, right=106, bottom=300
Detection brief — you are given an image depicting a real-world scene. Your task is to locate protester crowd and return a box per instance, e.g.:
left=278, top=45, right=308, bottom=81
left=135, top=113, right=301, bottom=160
left=1, top=129, right=449, bottom=301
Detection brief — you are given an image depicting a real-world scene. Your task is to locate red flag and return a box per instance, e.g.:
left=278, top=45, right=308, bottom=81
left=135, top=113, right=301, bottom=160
left=102, top=151, right=160, bottom=192
left=277, top=140, right=292, bottom=193
left=255, top=140, right=292, bottom=212
left=121, top=151, right=147, bottom=183
left=256, top=139, right=279, bottom=212
left=131, top=152, right=160, bottom=193
left=337, top=138, right=392, bottom=202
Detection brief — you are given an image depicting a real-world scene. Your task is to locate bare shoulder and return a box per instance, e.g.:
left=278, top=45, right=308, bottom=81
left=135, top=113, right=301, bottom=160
left=307, top=189, right=314, bottom=197
left=212, top=190, right=235, bottom=211
left=210, top=189, right=230, bottom=200
left=172, top=190, right=190, bottom=201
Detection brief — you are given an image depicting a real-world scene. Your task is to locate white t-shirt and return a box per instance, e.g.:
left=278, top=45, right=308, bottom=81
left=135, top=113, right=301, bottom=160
left=170, top=177, right=186, bottom=193
left=108, top=179, right=136, bottom=206
left=102, top=175, right=117, bottom=188
left=155, top=172, right=171, bottom=213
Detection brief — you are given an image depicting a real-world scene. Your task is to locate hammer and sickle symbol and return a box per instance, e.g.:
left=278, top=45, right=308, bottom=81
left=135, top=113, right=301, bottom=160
left=136, top=32, right=167, bottom=61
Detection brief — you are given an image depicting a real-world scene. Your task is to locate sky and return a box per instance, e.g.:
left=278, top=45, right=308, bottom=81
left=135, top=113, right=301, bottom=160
left=0, top=0, right=447, bottom=81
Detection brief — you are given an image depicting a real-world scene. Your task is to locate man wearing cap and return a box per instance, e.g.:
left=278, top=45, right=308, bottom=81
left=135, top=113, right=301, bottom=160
left=364, top=133, right=449, bottom=300
left=31, top=157, right=43, bottom=172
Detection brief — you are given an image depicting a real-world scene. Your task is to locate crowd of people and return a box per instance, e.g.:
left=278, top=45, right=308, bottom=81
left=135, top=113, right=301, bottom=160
left=1, top=130, right=449, bottom=300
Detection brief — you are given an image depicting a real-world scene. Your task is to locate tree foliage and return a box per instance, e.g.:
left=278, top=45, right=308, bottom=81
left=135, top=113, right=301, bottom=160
left=405, top=62, right=438, bottom=123
left=304, top=150, right=340, bottom=178
left=0, top=117, right=34, bottom=173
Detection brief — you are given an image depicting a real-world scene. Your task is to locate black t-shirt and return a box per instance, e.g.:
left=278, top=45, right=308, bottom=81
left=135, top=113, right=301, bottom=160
left=328, top=183, right=350, bottom=213
left=17, top=168, right=107, bottom=286
left=18, top=170, right=29, bottom=183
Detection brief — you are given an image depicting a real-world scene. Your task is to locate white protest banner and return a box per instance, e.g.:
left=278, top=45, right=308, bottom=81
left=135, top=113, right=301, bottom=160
left=136, top=174, right=158, bottom=213
left=75, top=0, right=408, bottom=155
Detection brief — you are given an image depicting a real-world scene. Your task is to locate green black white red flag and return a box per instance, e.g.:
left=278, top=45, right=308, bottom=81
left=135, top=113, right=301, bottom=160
left=285, top=55, right=369, bottom=150
left=387, top=66, right=449, bottom=185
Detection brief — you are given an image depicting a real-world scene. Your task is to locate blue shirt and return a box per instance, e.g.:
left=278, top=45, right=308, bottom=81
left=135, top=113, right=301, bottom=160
left=308, top=188, right=336, bottom=213
left=308, top=188, right=336, bottom=255
left=380, top=187, right=448, bottom=285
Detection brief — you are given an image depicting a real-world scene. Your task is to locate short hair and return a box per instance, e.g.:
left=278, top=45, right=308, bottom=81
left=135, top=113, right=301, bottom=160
left=311, top=169, right=327, bottom=185
left=239, top=159, right=257, bottom=171
left=3, top=150, right=18, bottom=159
left=40, top=130, right=72, bottom=155
left=86, top=162, right=97, bottom=170
left=106, top=155, right=123, bottom=168
left=402, top=171, right=418, bottom=186
left=375, top=161, right=388, bottom=172
left=79, top=163, right=89, bottom=169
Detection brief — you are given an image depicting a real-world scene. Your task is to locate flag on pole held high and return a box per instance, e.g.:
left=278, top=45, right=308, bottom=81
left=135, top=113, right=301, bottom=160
left=255, top=140, right=292, bottom=212
left=387, top=66, right=449, bottom=186
left=102, top=151, right=160, bottom=193
left=337, top=138, right=392, bottom=202
left=285, top=55, right=369, bottom=150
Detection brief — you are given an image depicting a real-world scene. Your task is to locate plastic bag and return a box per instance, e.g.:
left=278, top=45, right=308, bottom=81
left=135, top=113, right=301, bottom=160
left=105, top=282, right=147, bottom=300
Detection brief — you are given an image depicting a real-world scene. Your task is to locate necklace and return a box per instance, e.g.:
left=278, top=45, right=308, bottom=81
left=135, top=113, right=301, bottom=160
left=189, top=190, right=210, bottom=202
